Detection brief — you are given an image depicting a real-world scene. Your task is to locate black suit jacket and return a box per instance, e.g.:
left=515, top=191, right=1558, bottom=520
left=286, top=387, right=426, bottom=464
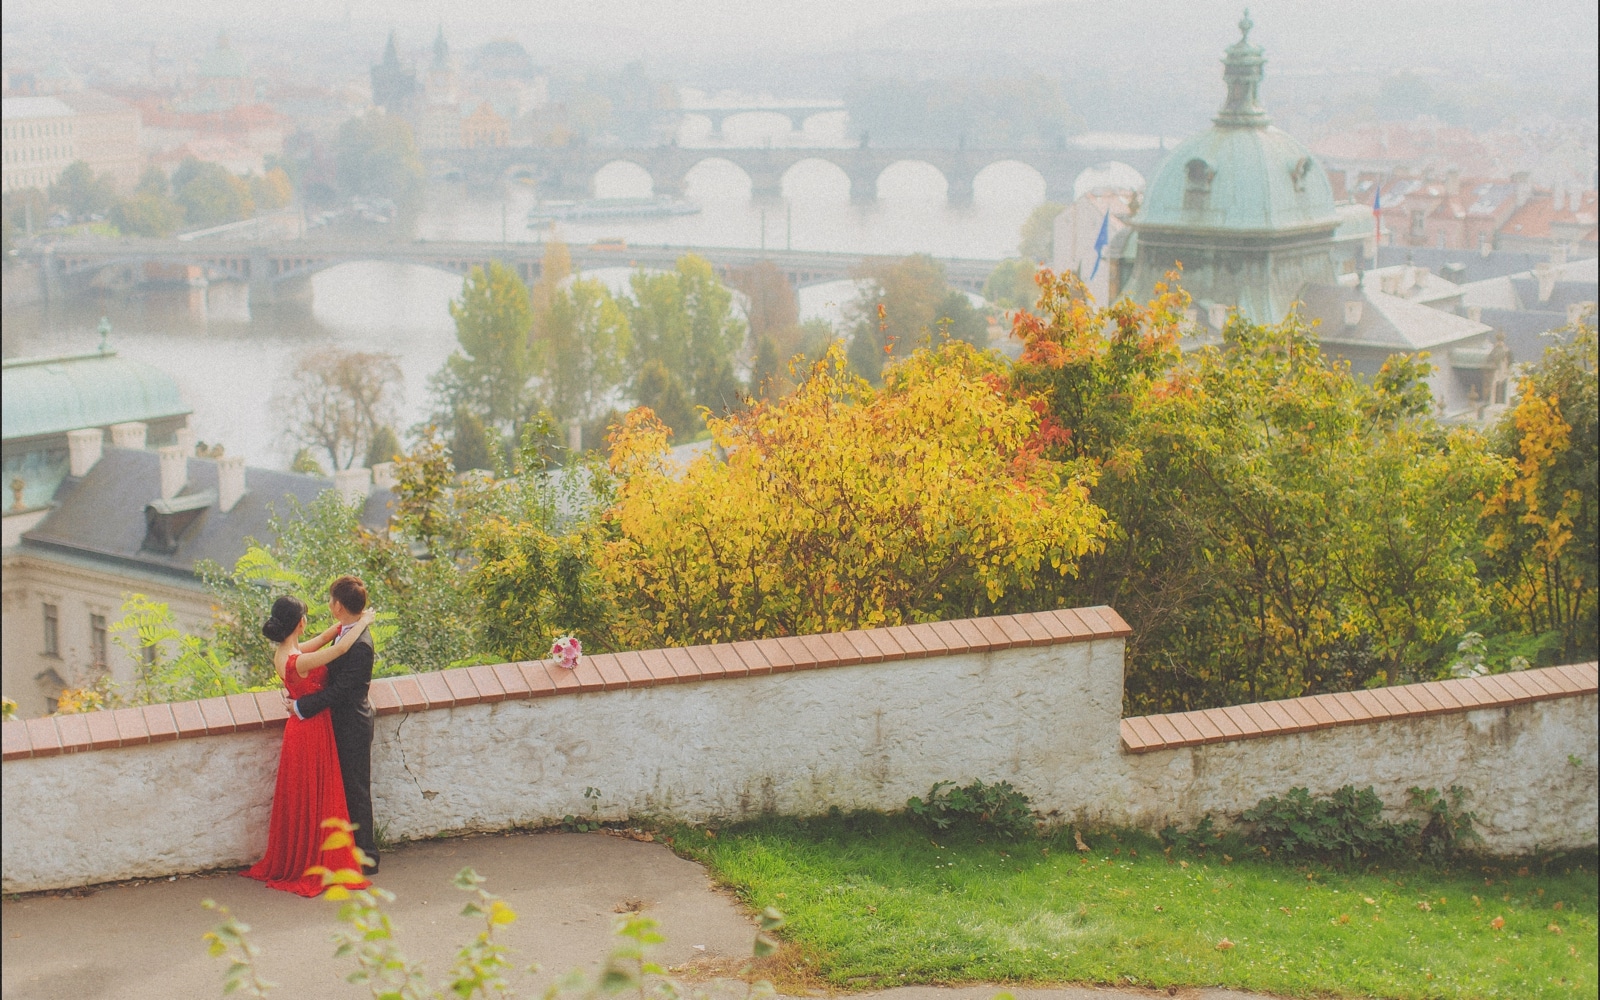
left=296, top=628, right=374, bottom=723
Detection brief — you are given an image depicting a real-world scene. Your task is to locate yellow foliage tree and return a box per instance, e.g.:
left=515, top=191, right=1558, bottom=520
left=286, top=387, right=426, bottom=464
left=1481, top=322, right=1599, bottom=662
left=602, top=341, right=1107, bottom=646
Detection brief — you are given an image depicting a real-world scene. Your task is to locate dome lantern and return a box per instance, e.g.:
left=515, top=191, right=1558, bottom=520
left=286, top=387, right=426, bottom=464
left=1216, top=11, right=1269, bottom=128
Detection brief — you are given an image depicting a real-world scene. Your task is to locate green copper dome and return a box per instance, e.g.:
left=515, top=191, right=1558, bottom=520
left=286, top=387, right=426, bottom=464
left=1135, top=12, right=1338, bottom=235
left=2, top=346, right=190, bottom=444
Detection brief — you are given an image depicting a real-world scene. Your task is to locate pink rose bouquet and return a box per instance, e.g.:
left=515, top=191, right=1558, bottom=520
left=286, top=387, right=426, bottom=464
left=551, top=636, right=582, bottom=670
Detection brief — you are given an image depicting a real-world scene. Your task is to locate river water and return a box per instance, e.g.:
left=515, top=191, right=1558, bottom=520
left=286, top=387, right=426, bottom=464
left=2, top=158, right=1059, bottom=467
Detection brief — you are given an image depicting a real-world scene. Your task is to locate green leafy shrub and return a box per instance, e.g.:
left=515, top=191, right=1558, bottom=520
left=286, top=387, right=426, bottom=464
left=1241, top=785, right=1418, bottom=862
left=906, top=780, right=1035, bottom=839
left=1158, top=813, right=1218, bottom=853
left=1409, top=785, right=1481, bottom=860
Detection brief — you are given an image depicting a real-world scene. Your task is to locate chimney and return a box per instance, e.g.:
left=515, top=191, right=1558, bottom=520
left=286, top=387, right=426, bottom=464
left=1445, top=168, right=1460, bottom=198
left=1467, top=305, right=1483, bottom=323
left=1534, top=262, right=1556, bottom=304
left=1380, top=272, right=1401, bottom=295
left=371, top=461, right=399, bottom=491
left=1344, top=299, right=1363, bottom=327
left=158, top=446, right=187, bottom=500
left=67, top=428, right=104, bottom=476
left=333, top=466, right=371, bottom=507
left=217, top=456, right=246, bottom=513
left=1207, top=303, right=1229, bottom=330
left=1512, top=171, right=1531, bottom=207
left=175, top=424, right=196, bottom=456
left=110, top=421, right=147, bottom=450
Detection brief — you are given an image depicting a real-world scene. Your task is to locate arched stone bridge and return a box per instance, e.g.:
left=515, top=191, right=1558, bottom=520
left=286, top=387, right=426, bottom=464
left=33, top=238, right=1002, bottom=307
left=678, top=103, right=846, bottom=138
left=438, top=144, right=1167, bottom=205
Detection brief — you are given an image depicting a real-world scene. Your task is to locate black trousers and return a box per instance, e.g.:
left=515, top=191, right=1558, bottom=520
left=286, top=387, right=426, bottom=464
left=330, top=703, right=379, bottom=865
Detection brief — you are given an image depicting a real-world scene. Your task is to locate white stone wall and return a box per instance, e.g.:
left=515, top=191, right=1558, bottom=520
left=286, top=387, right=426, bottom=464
left=1112, top=695, right=1600, bottom=855
left=3, top=636, right=1596, bottom=893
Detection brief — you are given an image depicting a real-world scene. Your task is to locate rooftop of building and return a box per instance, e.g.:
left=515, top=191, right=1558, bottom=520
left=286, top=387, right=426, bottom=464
left=1, top=96, right=76, bottom=120
left=1299, top=280, right=1494, bottom=353
left=21, top=448, right=393, bottom=580
left=2, top=346, right=191, bottom=446
left=1501, top=190, right=1599, bottom=240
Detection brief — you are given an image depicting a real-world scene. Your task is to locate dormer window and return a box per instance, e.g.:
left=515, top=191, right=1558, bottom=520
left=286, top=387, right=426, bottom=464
left=1290, top=157, right=1313, bottom=193
left=1184, top=158, right=1215, bottom=210
left=142, top=490, right=216, bottom=555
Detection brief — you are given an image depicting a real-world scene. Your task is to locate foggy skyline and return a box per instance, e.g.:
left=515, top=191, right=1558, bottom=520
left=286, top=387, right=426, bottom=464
left=5, top=0, right=1596, bottom=80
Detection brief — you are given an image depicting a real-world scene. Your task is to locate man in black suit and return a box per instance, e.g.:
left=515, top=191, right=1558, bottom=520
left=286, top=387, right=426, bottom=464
left=288, top=575, right=380, bottom=874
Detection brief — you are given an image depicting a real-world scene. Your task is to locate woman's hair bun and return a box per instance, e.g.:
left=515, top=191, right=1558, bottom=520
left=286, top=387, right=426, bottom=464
left=261, top=595, right=307, bottom=643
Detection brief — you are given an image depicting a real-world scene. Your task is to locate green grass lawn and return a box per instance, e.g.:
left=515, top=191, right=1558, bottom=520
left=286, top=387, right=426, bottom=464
left=666, top=815, right=1597, bottom=999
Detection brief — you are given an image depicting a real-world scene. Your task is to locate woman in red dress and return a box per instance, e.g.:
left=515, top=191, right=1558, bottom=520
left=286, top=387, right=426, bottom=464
left=243, top=595, right=377, bottom=897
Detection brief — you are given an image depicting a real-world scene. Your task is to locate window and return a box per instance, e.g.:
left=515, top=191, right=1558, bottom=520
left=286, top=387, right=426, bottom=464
left=90, top=614, right=108, bottom=669
left=1410, top=210, right=1427, bottom=238
left=43, top=603, right=59, bottom=656
left=1183, top=158, right=1215, bottom=211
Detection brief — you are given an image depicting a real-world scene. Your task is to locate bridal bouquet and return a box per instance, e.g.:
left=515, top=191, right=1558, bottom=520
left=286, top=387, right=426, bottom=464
left=551, top=636, right=582, bottom=670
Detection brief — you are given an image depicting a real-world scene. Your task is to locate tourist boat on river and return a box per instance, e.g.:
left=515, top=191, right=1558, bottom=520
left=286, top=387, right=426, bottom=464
left=526, top=196, right=700, bottom=226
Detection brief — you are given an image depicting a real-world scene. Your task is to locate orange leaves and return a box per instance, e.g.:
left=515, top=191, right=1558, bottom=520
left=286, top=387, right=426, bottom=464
left=1490, top=915, right=1506, bottom=930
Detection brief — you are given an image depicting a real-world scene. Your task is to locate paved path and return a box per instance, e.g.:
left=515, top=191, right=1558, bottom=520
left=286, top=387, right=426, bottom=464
left=1, top=830, right=1269, bottom=1000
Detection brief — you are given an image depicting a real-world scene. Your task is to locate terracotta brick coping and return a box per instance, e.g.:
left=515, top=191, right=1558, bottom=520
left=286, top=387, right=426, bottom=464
left=1, top=606, right=1132, bottom=761
left=1120, top=662, right=1599, bottom=754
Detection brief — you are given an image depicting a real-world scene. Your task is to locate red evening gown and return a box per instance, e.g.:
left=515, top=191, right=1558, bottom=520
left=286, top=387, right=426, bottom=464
left=242, top=654, right=372, bottom=897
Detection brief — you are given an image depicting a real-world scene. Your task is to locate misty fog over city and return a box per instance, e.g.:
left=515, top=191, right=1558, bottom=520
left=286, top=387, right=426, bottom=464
left=1, top=4, right=1597, bottom=996
left=4, top=1, right=1595, bottom=466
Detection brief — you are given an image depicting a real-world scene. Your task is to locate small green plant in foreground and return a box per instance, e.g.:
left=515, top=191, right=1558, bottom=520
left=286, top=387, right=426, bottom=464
left=667, top=812, right=1598, bottom=999
left=907, top=779, right=1035, bottom=839
left=203, top=816, right=783, bottom=998
left=562, top=786, right=605, bottom=832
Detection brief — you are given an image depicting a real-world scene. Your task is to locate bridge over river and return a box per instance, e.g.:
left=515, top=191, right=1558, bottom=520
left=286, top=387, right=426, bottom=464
left=28, top=237, right=1003, bottom=306
left=436, top=143, right=1167, bottom=206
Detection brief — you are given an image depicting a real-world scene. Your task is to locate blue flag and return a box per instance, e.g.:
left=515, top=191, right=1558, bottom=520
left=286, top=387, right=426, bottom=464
left=1089, top=208, right=1111, bottom=279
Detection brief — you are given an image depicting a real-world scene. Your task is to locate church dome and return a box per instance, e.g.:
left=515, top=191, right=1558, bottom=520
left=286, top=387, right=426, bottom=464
left=2, top=346, right=190, bottom=444
left=1135, top=13, right=1338, bottom=235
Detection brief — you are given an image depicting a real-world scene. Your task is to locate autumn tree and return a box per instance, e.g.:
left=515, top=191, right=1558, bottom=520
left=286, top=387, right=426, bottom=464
left=983, top=258, right=1041, bottom=312
left=276, top=348, right=404, bottom=471
left=1018, top=202, right=1066, bottom=262
left=544, top=278, right=632, bottom=433
left=847, top=255, right=987, bottom=381
left=334, top=111, right=424, bottom=204
left=627, top=254, right=748, bottom=428
left=1481, top=321, right=1599, bottom=663
left=1012, top=270, right=1508, bottom=711
left=48, top=161, right=118, bottom=219
left=111, top=167, right=185, bottom=237
left=172, top=158, right=254, bottom=228
left=248, top=167, right=294, bottom=212
left=438, top=261, right=538, bottom=438
left=603, top=341, right=1107, bottom=647
left=847, top=254, right=946, bottom=382
left=727, top=260, right=799, bottom=341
